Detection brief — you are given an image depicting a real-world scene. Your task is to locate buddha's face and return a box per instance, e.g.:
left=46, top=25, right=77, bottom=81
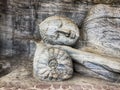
left=39, top=16, right=80, bottom=46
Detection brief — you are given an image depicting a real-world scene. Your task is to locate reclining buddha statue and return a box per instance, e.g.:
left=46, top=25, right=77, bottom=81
left=33, top=4, right=120, bottom=82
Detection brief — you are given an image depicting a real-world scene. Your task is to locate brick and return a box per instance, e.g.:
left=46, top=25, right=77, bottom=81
left=53, top=84, right=60, bottom=89
left=82, top=85, right=92, bottom=89
left=103, top=85, right=108, bottom=89
left=93, top=85, right=102, bottom=90
left=35, top=84, right=51, bottom=89
left=71, top=85, right=83, bottom=90
left=4, top=89, right=13, bottom=90
left=62, top=85, right=70, bottom=89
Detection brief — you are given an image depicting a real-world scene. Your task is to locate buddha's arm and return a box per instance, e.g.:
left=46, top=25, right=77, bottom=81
left=74, top=62, right=120, bottom=82
left=53, top=45, right=120, bottom=73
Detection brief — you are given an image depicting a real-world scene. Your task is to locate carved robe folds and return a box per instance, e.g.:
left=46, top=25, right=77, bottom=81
left=83, top=4, right=120, bottom=58
left=74, top=4, right=120, bottom=82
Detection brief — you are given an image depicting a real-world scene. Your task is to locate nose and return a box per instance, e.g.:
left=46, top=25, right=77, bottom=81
left=57, top=29, right=71, bottom=37
left=56, top=29, right=76, bottom=39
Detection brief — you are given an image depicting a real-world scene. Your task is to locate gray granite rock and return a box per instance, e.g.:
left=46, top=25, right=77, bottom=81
left=74, top=62, right=120, bottom=82
left=44, top=4, right=120, bottom=82
left=0, top=0, right=89, bottom=57
left=0, top=61, right=11, bottom=77
left=1, top=0, right=120, bottom=82
left=83, top=4, right=120, bottom=58
left=33, top=42, right=73, bottom=81
left=36, top=9, right=120, bottom=82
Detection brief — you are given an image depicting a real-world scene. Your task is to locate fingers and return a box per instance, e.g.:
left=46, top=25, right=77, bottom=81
left=48, top=47, right=65, bottom=59
left=70, top=30, right=76, bottom=39
left=48, top=47, right=54, bottom=58
left=47, top=45, right=73, bottom=58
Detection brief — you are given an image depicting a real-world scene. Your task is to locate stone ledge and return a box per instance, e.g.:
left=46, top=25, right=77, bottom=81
left=0, top=74, right=120, bottom=90
left=0, top=58, right=120, bottom=90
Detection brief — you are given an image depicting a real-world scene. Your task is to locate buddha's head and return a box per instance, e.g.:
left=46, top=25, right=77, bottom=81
left=39, top=16, right=80, bottom=46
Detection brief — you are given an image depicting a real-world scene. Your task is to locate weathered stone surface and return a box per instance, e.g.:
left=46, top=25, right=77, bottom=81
left=36, top=4, right=120, bottom=82
left=39, top=16, right=80, bottom=46
left=0, top=58, right=120, bottom=90
left=0, top=0, right=120, bottom=58
left=74, top=62, right=120, bottom=82
left=83, top=0, right=120, bottom=4
left=0, top=0, right=89, bottom=58
left=0, top=61, right=11, bottom=77
left=83, top=4, right=120, bottom=58
left=53, top=45, right=120, bottom=82
left=33, top=42, right=73, bottom=81
left=0, top=0, right=120, bottom=84
left=42, top=4, right=120, bottom=82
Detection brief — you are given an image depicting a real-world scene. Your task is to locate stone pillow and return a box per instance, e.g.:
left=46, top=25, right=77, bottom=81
left=33, top=46, right=73, bottom=81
